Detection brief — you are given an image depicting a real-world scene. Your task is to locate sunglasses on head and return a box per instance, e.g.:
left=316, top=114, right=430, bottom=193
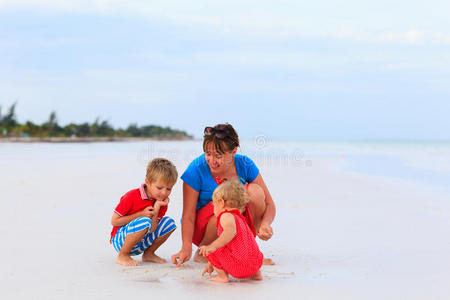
left=204, top=126, right=230, bottom=139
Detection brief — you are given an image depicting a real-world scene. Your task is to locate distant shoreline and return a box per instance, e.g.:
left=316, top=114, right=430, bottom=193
left=0, top=136, right=193, bottom=143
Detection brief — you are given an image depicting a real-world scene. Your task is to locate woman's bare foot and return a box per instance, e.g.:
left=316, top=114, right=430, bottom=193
left=116, top=253, right=140, bottom=266
left=251, top=270, right=263, bottom=281
left=142, top=251, right=167, bottom=264
left=193, top=249, right=208, bottom=263
left=263, top=258, right=275, bottom=265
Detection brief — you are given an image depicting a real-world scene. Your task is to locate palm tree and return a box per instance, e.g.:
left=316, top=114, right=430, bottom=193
left=46, top=111, right=61, bottom=136
left=1, top=102, right=18, bottom=128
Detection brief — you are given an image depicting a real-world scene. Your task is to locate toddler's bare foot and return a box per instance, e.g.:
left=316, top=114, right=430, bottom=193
left=193, top=249, right=208, bottom=263
left=142, top=251, right=167, bottom=264
left=116, top=254, right=140, bottom=266
left=251, top=270, right=263, bottom=281
left=263, top=258, right=275, bottom=265
left=210, top=275, right=229, bottom=283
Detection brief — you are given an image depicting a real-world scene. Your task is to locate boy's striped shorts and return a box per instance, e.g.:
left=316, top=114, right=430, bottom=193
left=111, top=216, right=176, bottom=256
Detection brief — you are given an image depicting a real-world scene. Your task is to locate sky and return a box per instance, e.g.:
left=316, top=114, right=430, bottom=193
left=0, top=0, right=449, bottom=141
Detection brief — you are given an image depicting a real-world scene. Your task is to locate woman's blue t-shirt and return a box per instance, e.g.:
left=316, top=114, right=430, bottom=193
left=181, top=154, right=260, bottom=210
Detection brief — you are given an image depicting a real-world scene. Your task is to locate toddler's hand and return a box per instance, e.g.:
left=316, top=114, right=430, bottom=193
left=257, top=223, right=273, bottom=241
left=202, top=262, right=213, bottom=276
left=198, top=245, right=215, bottom=256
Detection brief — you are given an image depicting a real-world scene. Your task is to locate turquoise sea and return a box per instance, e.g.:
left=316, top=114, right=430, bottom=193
left=242, top=140, right=450, bottom=192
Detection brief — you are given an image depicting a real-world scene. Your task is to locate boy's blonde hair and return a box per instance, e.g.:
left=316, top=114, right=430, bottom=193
left=212, top=180, right=248, bottom=210
left=146, top=158, right=178, bottom=185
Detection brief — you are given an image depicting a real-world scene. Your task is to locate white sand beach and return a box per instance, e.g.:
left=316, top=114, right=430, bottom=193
left=0, top=141, right=449, bottom=299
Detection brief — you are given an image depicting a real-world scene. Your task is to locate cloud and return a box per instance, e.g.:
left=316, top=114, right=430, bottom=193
left=1, top=0, right=450, bottom=46
left=330, top=27, right=450, bottom=45
left=380, top=30, right=450, bottom=45
left=377, top=30, right=425, bottom=44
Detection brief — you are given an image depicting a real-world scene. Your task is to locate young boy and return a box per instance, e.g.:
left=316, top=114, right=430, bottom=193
left=110, top=158, right=178, bottom=266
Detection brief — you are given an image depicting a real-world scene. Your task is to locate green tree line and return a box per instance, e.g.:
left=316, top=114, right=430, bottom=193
left=0, top=102, right=191, bottom=139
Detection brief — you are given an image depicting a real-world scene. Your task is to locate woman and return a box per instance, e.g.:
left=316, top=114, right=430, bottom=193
left=171, top=123, right=276, bottom=267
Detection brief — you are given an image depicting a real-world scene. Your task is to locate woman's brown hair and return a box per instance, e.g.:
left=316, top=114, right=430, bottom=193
left=203, top=123, right=240, bottom=154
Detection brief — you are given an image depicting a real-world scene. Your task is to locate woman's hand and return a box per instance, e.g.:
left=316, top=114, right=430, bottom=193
left=257, top=223, right=273, bottom=241
left=172, top=183, right=199, bottom=268
left=171, top=247, right=192, bottom=268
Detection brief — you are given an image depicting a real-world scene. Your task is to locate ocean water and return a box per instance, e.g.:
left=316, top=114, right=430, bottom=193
left=315, top=141, right=450, bottom=191
left=243, top=140, right=450, bottom=191
left=1, top=140, right=449, bottom=191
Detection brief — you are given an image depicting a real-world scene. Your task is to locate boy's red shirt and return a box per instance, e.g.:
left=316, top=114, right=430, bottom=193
left=110, top=184, right=167, bottom=239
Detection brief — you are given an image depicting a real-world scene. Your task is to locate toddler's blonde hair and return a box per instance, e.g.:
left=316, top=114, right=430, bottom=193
left=146, top=158, right=178, bottom=185
left=213, top=180, right=248, bottom=210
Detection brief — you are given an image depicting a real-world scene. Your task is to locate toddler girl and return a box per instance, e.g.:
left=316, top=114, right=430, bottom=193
left=199, top=180, right=263, bottom=282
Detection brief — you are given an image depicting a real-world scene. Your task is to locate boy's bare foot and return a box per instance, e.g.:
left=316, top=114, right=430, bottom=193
left=116, top=254, right=140, bottom=266
left=263, top=258, right=275, bottom=265
left=193, top=249, right=208, bottom=263
left=142, top=251, right=167, bottom=264
left=251, top=270, right=263, bottom=281
left=210, top=275, right=229, bottom=283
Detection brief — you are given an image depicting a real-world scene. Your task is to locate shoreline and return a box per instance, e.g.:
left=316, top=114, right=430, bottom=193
left=0, top=136, right=193, bottom=143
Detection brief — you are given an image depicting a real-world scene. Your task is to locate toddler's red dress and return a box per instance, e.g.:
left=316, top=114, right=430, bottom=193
left=206, top=209, right=263, bottom=278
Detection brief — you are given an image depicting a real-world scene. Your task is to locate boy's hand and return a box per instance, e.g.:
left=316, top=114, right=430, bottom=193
left=156, top=197, right=170, bottom=207
left=140, top=206, right=154, bottom=218
left=201, top=262, right=213, bottom=276
left=198, top=245, right=216, bottom=257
